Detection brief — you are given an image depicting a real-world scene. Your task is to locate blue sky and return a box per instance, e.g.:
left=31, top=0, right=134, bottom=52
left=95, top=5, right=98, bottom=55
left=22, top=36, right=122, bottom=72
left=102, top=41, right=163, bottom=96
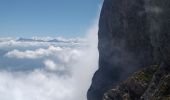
left=0, top=0, right=102, bottom=38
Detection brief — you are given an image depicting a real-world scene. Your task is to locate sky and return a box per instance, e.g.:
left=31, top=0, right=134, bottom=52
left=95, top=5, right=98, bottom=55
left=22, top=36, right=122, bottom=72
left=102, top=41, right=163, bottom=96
left=0, top=0, right=102, bottom=38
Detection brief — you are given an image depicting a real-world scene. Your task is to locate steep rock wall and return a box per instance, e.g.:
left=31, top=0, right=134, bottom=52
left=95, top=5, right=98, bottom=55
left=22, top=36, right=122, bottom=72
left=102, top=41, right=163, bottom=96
left=87, top=0, right=170, bottom=100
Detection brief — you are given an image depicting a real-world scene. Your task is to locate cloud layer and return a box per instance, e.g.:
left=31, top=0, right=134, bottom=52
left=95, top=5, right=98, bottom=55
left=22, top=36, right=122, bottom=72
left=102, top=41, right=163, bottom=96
left=0, top=37, right=98, bottom=100
left=0, top=70, right=75, bottom=100
left=0, top=24, right=99, bottom=100
left=0, top=4, right=100, bottom=100
left=5, top=46, right=81, bottom=60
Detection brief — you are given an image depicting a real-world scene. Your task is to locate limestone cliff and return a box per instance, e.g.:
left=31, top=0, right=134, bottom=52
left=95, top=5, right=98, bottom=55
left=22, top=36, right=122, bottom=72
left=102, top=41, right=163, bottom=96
left=87, top=0, right=170, bottom=100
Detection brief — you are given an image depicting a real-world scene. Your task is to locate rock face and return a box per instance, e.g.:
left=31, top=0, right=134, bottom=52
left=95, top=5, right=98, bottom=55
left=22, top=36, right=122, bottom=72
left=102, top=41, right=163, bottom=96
left=103, top=65, right=159, bottom=100
left=87, top=0, right=170, bottom=100
left=103, top=64, right=170, bottom=100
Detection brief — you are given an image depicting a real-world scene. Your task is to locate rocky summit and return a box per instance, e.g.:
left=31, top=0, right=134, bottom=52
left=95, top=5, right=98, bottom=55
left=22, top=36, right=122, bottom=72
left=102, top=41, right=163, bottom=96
left=87, top=0, right=170, bottom=100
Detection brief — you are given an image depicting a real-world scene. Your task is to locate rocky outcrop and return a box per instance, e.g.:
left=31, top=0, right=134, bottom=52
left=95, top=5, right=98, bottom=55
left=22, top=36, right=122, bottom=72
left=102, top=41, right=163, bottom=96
left=87, top=0, right=170, bottom=100
left=103, top=65, right=159, bottom=100
left=103, top=64, right=170, bottom=100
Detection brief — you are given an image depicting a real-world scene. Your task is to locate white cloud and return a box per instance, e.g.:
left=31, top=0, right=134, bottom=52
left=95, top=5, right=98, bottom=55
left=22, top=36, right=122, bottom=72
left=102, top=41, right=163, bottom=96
left=1, top=23, right=99, bottom=99
left=43, top=59, right=66, bottom=71
left=5, top=46, right=81, bottom=61
left=0, top=70, right=75, bottom=100
left=0, top=37, right=83, bottom=48
left=5, top=48, right=49, bottom=59
left=44, top=60, right=57, bottom=71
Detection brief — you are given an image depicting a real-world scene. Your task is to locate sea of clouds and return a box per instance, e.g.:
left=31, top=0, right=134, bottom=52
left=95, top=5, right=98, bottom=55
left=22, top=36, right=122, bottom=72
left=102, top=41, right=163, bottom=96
left=0, top=21, right=99, bottom=100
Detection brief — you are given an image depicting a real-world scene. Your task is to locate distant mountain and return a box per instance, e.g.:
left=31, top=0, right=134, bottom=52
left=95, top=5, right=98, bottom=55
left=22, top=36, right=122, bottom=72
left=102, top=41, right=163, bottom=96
left=48, top=39, right=80, bottom=43
left=47, top=39, right=62, bottom=42
left=17, top=38, right=45, bottom=42
left=16, top=37, right=84, bottom=43
left=47, top=38, right=68, bottom=43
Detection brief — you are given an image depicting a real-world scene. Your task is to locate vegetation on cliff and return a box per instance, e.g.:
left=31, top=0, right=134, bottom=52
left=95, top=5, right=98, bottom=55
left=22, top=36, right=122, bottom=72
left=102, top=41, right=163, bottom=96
left=103, top=64, right=170, bottom=100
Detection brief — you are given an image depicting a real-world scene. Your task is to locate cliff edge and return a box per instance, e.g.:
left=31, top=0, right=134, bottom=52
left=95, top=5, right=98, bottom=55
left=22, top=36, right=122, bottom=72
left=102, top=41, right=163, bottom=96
left=88, top=0, right=170, bottom=100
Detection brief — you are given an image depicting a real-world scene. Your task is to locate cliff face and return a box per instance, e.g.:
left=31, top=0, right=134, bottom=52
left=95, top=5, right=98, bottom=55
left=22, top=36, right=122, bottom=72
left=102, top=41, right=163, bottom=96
left=103, top=64, right=170, bottom=100
left=87, top=0, right=170, bottom=100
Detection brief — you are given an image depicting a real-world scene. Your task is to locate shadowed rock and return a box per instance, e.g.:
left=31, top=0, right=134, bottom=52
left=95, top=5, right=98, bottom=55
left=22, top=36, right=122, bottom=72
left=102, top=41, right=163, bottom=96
left=103, top=64, right=170, bottom=100
left=87, top=0, right=170, bottom=100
